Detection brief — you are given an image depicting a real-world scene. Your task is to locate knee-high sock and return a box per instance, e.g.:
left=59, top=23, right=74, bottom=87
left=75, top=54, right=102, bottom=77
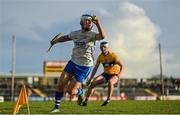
left=54, top=91, right=63, bottom=108
left=77, top=88, right=83, bottom=95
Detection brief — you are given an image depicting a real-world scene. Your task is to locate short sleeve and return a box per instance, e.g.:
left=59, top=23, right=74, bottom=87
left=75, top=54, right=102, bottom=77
left=113, top=53, right=120, bottom=62
left=68, top=31, right=77, bottom=40
left=90, top=31, right=98, bottom=42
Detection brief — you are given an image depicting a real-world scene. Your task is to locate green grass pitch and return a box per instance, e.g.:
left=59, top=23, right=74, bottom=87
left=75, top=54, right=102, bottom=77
left=0, top=100, right=180, bottom=114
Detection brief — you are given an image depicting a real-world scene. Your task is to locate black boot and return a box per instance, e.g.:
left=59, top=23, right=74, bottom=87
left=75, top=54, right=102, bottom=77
left=82, top=101, right=87, bottom=106
left=101, top=99, right=110, bottom=106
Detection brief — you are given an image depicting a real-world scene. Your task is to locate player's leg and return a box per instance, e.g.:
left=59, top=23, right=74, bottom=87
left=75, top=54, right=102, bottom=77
left=64, top=79, right=77, bottom=101
left=107, top=75, right=118, bottom=100
left=66, top=77, right=81, bottom=94
left=75, top=64, right=92, bottom=106
left=65, top=61, right=92, bottom=106
left=82, top=75, right=106, bottom=106
left=50, top=60, right=74, bottom=113
left=50, top=71, right=73, bottom=113
left=101, top=75, right=118, bottom=106
left=67, top=78, right=83, bottom=105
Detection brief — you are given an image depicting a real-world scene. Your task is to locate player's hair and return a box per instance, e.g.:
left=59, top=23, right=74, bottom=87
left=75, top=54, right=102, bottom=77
left=100, top=41, right=109, bottom=47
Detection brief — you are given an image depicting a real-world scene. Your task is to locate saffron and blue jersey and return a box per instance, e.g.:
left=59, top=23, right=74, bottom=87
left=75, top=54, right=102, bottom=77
left=96, top=51, right=121, bottom=75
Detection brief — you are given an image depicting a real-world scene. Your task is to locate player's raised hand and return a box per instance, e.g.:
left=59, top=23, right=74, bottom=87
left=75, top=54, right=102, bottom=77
left=92, top=15, right=99, bottom=25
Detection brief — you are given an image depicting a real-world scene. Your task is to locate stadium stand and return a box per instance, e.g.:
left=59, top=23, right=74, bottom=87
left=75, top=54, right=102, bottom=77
left=0, top=73, right=180, bottom=101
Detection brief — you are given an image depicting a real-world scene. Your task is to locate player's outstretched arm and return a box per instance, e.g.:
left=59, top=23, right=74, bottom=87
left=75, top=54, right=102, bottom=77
left=50, top=34, right=71, bottom=46
left=47, top=34, right=72, bottom=53
left=87, top=63, right=100, bottom=86
left=116, top=60, right=124, bottom=80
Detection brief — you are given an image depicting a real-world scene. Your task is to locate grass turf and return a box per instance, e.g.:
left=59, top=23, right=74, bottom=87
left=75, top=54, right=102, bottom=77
left=0, top=100, right=180, bottom=114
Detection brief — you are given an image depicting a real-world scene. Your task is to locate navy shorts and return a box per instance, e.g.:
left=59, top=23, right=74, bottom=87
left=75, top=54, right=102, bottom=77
left=64, top=60, right=92, bottom=83
left=101, top=72, right=118, bottom=82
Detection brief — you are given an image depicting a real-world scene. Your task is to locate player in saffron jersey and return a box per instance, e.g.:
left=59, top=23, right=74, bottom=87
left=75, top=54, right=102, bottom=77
left=82, top=41, right=123, bottom=106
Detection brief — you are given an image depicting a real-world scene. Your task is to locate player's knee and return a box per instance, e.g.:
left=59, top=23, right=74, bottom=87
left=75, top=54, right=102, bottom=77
left=109, top=79, right=117, bottom=86
left=69, top=88, right=77, bottom=95
left=108, top=81, right=114, bottom=87
left=65, top=88, right=71, bottom=95
left=68, top=90, right=73, bottom=95
left=58, top=84, right=65, bottom=92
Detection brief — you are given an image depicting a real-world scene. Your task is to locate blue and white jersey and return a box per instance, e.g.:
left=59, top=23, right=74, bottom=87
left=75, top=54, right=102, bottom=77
left=68, top=30, right=99, bottom=66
